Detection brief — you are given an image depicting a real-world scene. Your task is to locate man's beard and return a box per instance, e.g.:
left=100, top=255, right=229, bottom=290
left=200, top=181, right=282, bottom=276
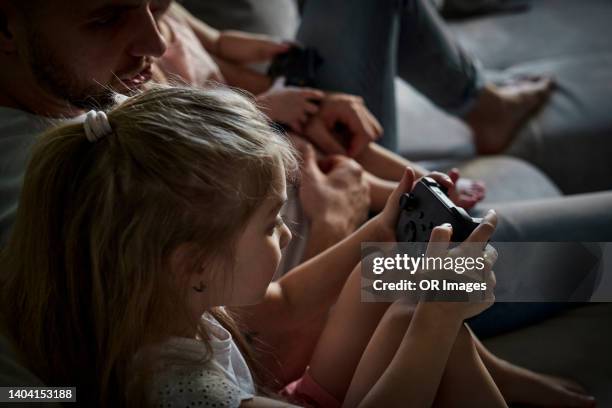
left=25, top=31, right=122, bottom=111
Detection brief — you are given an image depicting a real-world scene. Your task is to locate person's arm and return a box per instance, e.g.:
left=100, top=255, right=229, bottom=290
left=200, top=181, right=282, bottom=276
left=213, top=58, right=273, bottom=94
left=172, top=2, right=288, bottom=94
left=363, top=171, right=397, bottom=213
left=348, top=216, right=499, bottom=407
left=356, top=142, right=428, bottom=180
left=298, top=147, right=371, bottom=261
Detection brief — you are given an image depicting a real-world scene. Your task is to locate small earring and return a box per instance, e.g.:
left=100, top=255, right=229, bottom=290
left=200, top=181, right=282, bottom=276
left=192, top=281, right=207, bottom=293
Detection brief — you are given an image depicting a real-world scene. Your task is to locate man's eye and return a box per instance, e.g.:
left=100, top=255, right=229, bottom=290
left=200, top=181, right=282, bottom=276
left=91, top=13, right=122, bottom=28
left=150, top=0, right=172, bottom=17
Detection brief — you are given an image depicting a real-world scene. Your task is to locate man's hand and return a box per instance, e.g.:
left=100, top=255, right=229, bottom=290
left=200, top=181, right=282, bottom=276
left=304, top=93, right=383, bottom=158
left=298, top=144, right=370, bottom=240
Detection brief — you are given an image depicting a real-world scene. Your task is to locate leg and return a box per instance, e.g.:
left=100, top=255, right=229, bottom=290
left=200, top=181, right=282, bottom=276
left=395, top=0, right=483, bottom=115
left=341, top=302, right=506, bottom=407
left=307, top=263, right=504, bottom=406
left=395, top=0, right=552, bottom=153
left=297, top=0, right=401, bottom=150
left=298, top=0, right=552, bottom=154
left=471, top=328, right=597, bottom=407
left=469, top=191, right=612, bottom=336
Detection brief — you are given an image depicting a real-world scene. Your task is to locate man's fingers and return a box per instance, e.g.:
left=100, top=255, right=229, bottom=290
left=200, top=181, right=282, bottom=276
left=304, top=102, right=320, bottom=115
left=306, top=119, right=346, bottom=155
left=300, top=144, right=322, bottom=178
left=362, top=107, right=383, bottom=139
left=353, top=104, right=380, bottom=141
left=299, top=88, right=326, bottom=100
left=347, top=136, right=370, bottom=158
left=256, top=39, right=291, bottom=61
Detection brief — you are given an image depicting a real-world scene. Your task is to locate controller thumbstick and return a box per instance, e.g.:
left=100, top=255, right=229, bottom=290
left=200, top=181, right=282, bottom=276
left=400, top=193, right=418, bottom=210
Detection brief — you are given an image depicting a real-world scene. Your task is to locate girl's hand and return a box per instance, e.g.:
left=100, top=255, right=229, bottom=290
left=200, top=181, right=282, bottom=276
left=258, top=86, right=325, bottom=133
left=215, top=31, right=291, bottom=63
left=370, top=169, right=454, bottom=242
left=413, top=171, right=454, bottom=193
left=423, top=211, right=498, bottom=321
left=370, top=167, right=416, bottom=242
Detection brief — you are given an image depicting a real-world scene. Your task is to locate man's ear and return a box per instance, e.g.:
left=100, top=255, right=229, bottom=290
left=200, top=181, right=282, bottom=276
left=0, top=3, right=18, bottom=53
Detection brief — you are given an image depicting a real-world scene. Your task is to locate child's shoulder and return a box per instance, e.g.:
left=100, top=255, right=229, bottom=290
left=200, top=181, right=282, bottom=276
left=146, top=314, right=255, bottom=407
left=151, top=363, right=248, bottom=408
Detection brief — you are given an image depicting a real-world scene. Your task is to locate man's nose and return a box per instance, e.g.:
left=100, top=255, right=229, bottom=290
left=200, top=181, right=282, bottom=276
left=280, top=224, right=292, bottom=250
left=128, top=9, right=167, bottom=58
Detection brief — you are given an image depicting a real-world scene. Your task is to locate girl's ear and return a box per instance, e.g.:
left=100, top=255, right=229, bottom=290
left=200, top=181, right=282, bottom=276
left=170, top=243, right=211, bottom=296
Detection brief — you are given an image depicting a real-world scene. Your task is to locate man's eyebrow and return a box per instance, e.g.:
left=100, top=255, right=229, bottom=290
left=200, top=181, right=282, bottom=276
left=268, top=197, right=288, bottom=216
left=86, top=2, right=141, bottom=18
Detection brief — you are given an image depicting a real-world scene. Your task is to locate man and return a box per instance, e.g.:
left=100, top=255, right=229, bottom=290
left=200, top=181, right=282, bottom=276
left=0, top=0, right=372, bottom=247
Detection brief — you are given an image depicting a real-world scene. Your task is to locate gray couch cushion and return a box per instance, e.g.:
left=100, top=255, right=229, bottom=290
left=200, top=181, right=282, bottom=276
left=503, top=54, right=612, bottom=194
left=450, top=0, right=612, bottom=71
left=483, top=303, right=612, bottom=408
left=396, top=78, right=476, bottom=161
left=456, top=156, right=562, bottom=204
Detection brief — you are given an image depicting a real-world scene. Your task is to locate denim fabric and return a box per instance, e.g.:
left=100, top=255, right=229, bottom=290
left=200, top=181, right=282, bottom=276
left=297, top=0, right=483, bottom=150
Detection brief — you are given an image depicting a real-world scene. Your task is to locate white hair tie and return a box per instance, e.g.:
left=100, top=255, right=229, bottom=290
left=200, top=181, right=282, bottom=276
left=83, top=110, right=112, bottom=142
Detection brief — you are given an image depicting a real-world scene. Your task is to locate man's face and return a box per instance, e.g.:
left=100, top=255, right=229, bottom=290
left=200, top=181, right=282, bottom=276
left=14, top=0, right=170, bottom=109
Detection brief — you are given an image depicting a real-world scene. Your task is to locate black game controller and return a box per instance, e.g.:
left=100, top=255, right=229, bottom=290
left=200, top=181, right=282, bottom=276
left=396, top=177, right=482, bottom=242
left=267, top=44, right=323, bottom=87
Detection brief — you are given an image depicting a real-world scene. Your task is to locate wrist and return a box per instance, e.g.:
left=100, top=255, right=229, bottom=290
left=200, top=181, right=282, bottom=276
left=310, top=215, right=353, bottom=242
left=415, top=302, right=466, bottom=327
left=364, top=216, right=396, bottom=243
left=212, top=30, right=226, bottom=58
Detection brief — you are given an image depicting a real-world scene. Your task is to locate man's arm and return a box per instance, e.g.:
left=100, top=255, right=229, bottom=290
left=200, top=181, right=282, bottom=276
left=302, top=93, right=429, bottom=179
left=298, top=146, right=371, bottom=261
left=356, top=143, right=428, bottom=180
left=171, top=2, right=287, bottom=94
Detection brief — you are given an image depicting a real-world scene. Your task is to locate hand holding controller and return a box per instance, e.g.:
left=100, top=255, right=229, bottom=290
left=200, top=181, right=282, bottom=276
left=396, top=177, right=483, bottom=242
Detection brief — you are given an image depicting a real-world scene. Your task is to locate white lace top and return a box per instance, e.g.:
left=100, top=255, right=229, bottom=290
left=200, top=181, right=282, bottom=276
left=149, top=314, right=255, bottom=407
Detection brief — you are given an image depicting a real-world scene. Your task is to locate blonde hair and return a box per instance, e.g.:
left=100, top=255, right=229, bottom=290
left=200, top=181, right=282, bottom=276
left=0, top=85, right=298, bottom=406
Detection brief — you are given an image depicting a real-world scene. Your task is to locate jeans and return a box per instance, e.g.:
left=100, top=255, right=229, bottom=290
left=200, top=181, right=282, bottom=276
left=297, top=0, right=483, bottom=150
left=469, top=191, right=612, bottom=337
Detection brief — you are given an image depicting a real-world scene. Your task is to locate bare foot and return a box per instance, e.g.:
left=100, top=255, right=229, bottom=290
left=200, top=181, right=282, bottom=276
left=493, top=360, right=596, bottom=407
left=447, top=168, right=486, bottom=210
left=466, top=76, right=554, bottom=154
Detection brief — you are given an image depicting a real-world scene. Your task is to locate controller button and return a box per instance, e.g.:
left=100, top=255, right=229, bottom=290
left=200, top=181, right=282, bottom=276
left=406, top=221, right=417, bottom=241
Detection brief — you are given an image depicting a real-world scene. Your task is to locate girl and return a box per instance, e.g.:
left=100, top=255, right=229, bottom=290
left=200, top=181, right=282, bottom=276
left=1, top=85, right=504, bottom=407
